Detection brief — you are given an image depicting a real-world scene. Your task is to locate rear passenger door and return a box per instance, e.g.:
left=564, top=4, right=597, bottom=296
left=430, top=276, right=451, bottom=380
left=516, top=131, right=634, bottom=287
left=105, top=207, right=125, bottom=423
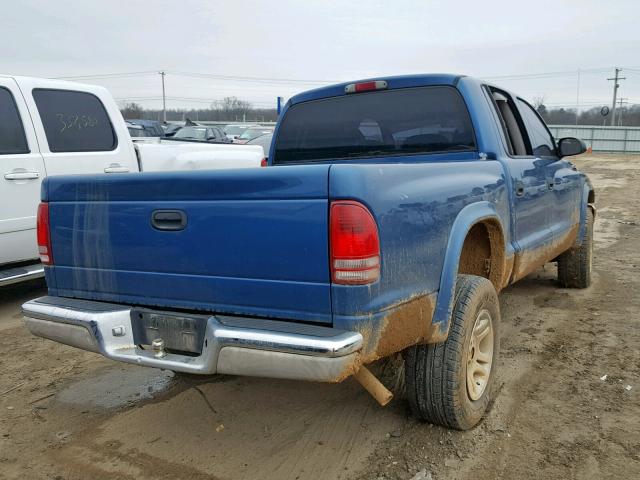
left=0, top=78, right=46, bottom=264
left=515, top=98, right=582, bottom=239
left=488, top=88, right=554, bottom=258
left=17, top=80, right=138, bottom=176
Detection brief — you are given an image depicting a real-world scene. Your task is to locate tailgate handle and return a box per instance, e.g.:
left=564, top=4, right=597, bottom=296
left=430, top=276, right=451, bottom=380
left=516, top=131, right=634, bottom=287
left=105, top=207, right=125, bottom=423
left=151, top=210, right=187, bottom=231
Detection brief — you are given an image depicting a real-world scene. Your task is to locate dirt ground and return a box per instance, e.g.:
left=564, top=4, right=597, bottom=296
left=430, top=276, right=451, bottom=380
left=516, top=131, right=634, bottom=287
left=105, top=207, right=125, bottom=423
left=1, top=153, right=638, bottom=480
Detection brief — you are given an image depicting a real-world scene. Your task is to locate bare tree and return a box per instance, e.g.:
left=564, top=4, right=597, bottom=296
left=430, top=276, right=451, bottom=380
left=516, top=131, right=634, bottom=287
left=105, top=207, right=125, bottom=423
left=215, top=97, right=253, bottom=119
left=121, top=102, right=144, bottom=119
left=531, top=95, right=546, bottom=109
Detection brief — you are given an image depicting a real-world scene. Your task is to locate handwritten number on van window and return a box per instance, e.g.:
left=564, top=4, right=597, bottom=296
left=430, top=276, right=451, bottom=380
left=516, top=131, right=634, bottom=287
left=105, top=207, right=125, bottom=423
left=33, top=89, right=116, bottom=152
left=56, top=113, right=98, bottom=133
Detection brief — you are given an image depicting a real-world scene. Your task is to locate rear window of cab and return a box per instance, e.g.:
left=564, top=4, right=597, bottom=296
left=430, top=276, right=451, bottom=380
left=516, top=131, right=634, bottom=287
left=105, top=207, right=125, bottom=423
left=273, top=86, right=476, bottom=164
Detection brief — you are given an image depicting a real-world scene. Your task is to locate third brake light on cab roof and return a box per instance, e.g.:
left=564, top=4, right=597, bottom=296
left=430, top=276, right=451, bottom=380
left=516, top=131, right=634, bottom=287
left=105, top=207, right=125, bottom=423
left=344, top=80, right=388, bottom=93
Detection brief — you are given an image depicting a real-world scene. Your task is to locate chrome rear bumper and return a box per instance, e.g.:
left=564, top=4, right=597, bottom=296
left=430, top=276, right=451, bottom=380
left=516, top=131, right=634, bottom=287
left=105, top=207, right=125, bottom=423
left=23, top=296, right=363, bottom=382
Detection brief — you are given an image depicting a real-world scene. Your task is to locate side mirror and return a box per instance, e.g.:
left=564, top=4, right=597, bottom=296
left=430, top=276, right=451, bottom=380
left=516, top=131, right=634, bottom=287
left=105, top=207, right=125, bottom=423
left=558, top=137, right=586, bottom=157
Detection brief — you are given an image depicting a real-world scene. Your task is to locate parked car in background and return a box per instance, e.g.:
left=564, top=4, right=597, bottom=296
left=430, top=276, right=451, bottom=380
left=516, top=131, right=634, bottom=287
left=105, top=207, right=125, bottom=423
left=23, top=74, right=594, bottom=431
left=163, top=123, right=183, bottom=137
left=223, top=124, right=258, bottom=140
left=234, top=126, right=274, bottom=144
left=126, top=119, right=165, bottom=137
left=0, top=74, right=264, bottom=287
left=172, top=125, right=231, bottom=143
left=126, top=121, right=153, bottom=138
left=246, top=132, right=273, bottom=160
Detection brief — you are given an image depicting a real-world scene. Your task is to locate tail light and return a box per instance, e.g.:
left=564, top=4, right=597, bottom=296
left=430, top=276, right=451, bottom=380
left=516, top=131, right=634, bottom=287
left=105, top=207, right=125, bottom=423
left=260, top=158, right=268, bottom=167
left=37, top=202, right=53, bottom=265
left=330, top=201, right=380, bottom=285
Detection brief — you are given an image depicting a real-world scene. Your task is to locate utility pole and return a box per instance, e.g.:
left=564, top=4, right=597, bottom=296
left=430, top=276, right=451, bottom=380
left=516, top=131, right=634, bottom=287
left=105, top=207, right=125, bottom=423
left=160, top=71, right=166, bottom=123
left=617, top=97, right=628, bottom=126
left=575, top=68, right=581, bottom=125
left=607, top=68, right=625, bottom=126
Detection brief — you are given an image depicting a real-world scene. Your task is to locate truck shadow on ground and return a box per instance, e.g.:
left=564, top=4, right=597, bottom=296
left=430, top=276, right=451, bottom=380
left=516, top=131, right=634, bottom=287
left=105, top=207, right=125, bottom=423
left=0, top=279, right=46, bottom=328
left=0, top=278, right=46, bottom=305
left=56, top=368, right=404, bottom=480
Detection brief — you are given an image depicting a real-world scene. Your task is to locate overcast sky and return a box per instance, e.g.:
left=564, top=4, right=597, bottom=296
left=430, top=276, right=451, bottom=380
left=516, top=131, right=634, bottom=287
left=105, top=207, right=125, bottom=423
left=3, top=0, right=639, bottom=111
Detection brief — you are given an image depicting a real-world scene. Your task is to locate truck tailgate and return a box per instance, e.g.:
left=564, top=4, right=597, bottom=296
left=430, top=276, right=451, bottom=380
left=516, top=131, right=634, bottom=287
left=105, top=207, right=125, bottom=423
left=44, top=166, right=332, bottom=324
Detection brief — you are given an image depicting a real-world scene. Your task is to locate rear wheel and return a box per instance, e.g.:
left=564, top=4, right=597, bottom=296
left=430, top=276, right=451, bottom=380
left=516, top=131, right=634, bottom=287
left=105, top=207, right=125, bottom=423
left=405, top=274, right=500, bottom=430
left=558, top=208, right=593, bottom=288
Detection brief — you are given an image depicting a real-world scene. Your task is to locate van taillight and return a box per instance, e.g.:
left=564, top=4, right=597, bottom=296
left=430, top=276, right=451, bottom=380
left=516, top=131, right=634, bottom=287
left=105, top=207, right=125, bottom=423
left=37, top=202, right=53, bottom=265
left=261, top=158, right=268, bottom=167
left=330, top=201, right=380, bottom=285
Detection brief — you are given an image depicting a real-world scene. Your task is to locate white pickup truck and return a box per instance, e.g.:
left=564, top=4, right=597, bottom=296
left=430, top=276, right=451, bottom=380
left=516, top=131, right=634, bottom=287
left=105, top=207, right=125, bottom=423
left=0, top=75, right=265, bottom=286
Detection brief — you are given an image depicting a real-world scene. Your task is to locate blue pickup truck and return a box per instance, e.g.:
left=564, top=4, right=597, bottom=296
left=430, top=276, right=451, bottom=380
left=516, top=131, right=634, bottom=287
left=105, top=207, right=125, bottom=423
left=23, top=74, right=594, bottom=430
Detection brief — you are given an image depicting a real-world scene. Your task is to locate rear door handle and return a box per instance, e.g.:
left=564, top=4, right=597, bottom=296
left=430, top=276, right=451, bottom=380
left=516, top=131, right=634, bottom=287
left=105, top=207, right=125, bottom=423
left=104, top=163, right=130, bottom=173
left=4, top=171, right=40, bottom=180
left=151, top=210, right=187, bottom=231
left=515, top=181, right=525, bottom=197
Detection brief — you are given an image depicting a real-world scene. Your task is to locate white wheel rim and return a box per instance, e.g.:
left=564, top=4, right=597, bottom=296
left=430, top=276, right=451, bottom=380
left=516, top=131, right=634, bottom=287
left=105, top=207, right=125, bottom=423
left=466, top=309, right=494, bottom=401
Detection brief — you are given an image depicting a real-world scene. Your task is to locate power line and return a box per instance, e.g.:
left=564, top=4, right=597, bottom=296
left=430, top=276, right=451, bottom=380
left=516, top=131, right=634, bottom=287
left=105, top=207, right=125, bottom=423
left=116, top=96, right=277, bottom=106
left=544, top=101, right=618, bottom=107
left=482, top=67, right=613, bottom=81
left=54, top=65, right=640, bottom=86
left=52, top=71, right=159, bottom=80
left=115, top=94, right=277, bottom=102
left=54, top=70, right=341, bottom=85
left=169, top=71, right=341, bottom=85
left=89, top=66, right=640, bottom=111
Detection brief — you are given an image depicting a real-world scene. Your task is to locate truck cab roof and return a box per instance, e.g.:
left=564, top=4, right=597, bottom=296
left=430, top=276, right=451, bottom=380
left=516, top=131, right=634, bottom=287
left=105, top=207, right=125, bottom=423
left=289, top=73, right=467, bottom=105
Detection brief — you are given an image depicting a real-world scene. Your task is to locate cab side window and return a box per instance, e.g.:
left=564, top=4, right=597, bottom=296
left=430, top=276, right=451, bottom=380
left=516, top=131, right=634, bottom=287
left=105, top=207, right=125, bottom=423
left=489, top=88, right=529, bottom=156
left=0, top=87, right=29, bottom=155
left=517, top=99, right=557, bottom=158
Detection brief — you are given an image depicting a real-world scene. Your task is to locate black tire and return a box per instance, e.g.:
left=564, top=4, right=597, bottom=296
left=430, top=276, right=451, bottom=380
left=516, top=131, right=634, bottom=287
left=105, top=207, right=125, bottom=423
left=405, top=274, right=500, bottom=430
left=558, top=208, right=593, bottom=288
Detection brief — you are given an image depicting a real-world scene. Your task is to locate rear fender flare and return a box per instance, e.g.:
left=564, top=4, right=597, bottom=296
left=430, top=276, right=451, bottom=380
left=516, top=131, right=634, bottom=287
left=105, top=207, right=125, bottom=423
left=431, top=201, right=505, bottom=338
